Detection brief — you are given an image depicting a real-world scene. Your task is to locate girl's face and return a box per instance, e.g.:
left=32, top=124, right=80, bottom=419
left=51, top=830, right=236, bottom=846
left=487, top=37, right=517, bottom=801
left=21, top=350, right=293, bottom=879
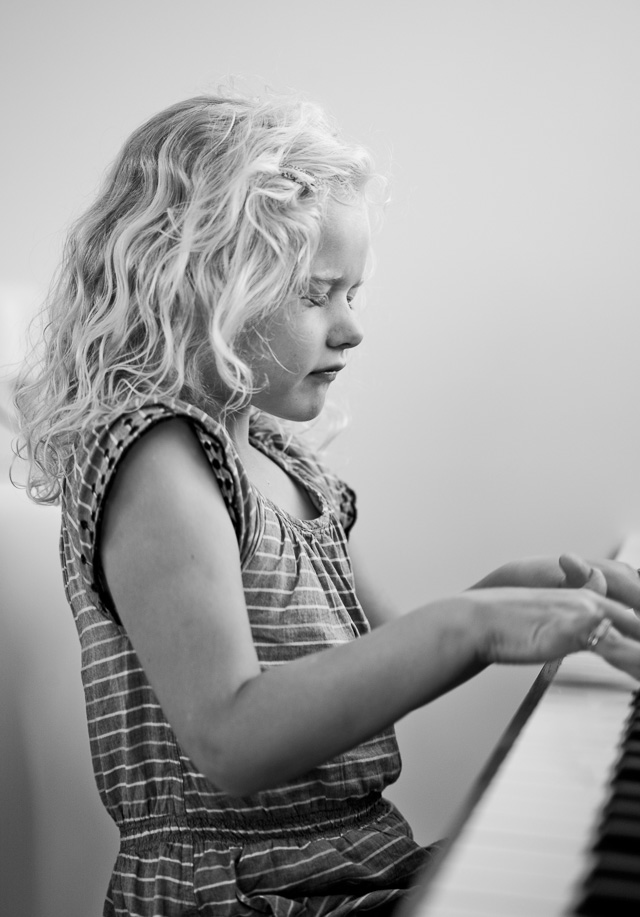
left=249, top=197, right=369, bottom=422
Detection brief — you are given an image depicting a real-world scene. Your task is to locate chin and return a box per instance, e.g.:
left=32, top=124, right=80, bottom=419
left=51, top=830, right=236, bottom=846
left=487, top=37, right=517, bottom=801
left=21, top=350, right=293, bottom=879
left=284, top=408, right=324, bottom=424
left=252, top=389, right=328, bottom=424
left=264, top=402, right=326, bottom=425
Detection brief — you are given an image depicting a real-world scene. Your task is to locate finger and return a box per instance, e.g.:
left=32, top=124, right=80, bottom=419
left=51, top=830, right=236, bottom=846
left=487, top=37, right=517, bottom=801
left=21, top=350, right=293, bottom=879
left=559, top=554, right=607, bottom=595
left=590, top=559, right=640, bottom=610
left=556, top=593, right=640, bottom=657
left=597, top=600, right=640, bottom=641
left=588, top=625, right=640, bottom=682
left=583, top=566, right=607, bottom=596
left=559, top=553, right=592, bottom=588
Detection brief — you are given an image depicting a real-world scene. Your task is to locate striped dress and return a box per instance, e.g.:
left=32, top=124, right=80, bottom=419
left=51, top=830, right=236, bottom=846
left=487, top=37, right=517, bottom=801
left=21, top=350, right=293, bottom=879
left=60, top=398, right=430, bottom=916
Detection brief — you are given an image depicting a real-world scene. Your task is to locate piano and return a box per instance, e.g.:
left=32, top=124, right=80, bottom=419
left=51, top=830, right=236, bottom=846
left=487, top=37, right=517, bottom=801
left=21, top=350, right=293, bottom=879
left=400, top=537, right=640, bottom=917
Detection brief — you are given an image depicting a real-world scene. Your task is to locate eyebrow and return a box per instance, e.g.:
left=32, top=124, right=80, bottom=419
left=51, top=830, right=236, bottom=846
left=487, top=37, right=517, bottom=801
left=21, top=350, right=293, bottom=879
left=310, top=274, right=364, bottom=288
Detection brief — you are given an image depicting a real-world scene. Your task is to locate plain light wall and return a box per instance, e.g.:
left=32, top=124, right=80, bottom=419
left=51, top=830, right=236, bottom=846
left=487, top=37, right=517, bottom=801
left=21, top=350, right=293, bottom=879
left=2, top=2, right=640, bottom=914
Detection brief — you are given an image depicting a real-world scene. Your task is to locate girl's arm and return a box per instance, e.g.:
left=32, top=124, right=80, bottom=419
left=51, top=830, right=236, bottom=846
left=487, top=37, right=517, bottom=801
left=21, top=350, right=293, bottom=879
left=101, top=420, right=640, bottom=797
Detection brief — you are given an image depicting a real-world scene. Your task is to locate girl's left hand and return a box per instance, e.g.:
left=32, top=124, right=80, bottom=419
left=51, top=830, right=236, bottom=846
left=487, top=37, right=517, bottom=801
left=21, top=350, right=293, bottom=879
left=473, top=554, right=640, bottom=611
left=587, top=557, right=640, bottom=610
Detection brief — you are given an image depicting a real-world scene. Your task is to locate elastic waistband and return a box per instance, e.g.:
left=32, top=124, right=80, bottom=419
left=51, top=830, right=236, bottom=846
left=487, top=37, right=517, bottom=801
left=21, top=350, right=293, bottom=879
left=118, top=793, right=388, bottom=851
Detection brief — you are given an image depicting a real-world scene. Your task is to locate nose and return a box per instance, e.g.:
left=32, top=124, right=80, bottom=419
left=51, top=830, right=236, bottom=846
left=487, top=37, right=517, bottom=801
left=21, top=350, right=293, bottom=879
left=328, top=303, right=364, bottom=352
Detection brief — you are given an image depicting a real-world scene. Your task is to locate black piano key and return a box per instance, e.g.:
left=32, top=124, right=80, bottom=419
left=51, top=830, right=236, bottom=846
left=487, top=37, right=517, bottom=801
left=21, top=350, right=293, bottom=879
left=594, top=818, right=640, bottom=855
left=588, top=850, right=640, bottom=878
left=602, top=779, right=640, bottom=806
left=614, top=742, right=640, bottom=760
left=613, top=754, right=640, bottom=781
left=576, top=875, right=640, bottom=916
left=597, top=812, right=640, bottom=835
left=602, top=796, right=640, bottom=821
left=608, top=778, right=640, bottom=799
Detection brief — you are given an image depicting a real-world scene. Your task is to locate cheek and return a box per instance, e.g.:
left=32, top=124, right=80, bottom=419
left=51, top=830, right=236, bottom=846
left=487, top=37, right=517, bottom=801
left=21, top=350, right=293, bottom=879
left=246, top=331, right=304, bottom=385
left=248, top=304, right=321, bottom=380
left=272, top=318, right=318, bottom=367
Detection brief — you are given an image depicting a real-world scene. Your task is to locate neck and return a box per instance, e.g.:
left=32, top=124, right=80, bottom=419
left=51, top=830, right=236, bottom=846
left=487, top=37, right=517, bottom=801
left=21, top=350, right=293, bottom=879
left=224, top=408, right=252, bottom=455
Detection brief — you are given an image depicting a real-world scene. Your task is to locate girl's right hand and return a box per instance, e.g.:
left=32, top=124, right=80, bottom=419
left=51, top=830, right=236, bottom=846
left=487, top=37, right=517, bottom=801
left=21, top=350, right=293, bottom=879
left=469, top=587, right=640, bottom=681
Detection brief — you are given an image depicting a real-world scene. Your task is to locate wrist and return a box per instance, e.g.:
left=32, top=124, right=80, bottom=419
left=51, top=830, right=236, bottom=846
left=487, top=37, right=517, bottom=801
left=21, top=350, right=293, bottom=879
left=460, top=592, right=496, bottom=668
left=421, top=595, right=490, bottom=676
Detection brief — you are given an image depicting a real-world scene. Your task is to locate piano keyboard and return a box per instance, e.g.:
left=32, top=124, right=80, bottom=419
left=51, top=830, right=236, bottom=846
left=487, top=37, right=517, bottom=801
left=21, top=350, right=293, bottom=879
left=400, top=538, right=640, bottom=917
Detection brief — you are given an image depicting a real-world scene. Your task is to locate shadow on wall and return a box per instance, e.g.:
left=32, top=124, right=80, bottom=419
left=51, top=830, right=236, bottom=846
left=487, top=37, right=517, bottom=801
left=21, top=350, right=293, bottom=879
left=1, top=428, right=118, bottom=917
left=0, top=575, right=38, bottom=917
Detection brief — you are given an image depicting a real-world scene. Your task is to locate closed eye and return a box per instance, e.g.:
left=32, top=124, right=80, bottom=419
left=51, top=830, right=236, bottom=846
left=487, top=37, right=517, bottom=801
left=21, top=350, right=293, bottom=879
left=303, top=293, right=330, bottom=308
left=303, top=283, right=362, bottom=310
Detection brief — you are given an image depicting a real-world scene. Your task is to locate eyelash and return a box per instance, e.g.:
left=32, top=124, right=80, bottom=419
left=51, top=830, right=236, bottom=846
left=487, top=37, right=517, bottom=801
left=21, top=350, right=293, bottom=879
left=304, top=293, right=356, bottom=309
left=305, top=294, right=330, bottom=308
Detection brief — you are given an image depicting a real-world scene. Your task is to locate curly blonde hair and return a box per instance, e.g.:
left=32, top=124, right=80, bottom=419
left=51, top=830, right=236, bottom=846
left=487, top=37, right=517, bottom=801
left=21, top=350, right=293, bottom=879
left=13, top=91, right=378, bottom=504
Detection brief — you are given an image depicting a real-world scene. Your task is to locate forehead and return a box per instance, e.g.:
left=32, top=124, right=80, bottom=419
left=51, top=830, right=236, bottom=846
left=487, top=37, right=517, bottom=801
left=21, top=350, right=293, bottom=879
left=312, top=197, right=371, bottom=280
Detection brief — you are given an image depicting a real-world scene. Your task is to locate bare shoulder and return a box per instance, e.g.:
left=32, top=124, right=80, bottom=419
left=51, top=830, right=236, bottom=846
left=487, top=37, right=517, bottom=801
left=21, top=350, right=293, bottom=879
left=107, top=417, right=211, bottom=499
left=104, top=418, right=218, bottom=520
left=100, top=416, right=238, bottom=581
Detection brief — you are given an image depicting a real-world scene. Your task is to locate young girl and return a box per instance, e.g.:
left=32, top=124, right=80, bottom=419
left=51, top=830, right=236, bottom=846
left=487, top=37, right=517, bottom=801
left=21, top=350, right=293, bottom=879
left=14, top=91, right=640, bottom=917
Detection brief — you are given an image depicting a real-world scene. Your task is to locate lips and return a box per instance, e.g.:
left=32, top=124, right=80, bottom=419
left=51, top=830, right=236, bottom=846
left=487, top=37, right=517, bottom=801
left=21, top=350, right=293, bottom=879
left=312, top=364, right=345, bottom=374
left=308, top=366, right=343, bottom=384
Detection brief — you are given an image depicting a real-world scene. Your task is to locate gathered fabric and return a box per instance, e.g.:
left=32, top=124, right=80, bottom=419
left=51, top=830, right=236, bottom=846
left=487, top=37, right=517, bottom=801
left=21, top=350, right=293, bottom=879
left=60, top=397, right=430, bottom=916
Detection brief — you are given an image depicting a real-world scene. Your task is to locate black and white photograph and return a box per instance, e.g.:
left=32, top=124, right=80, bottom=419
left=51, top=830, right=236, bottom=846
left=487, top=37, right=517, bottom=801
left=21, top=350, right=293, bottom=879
left=2, top=3, right=640, bottom=915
